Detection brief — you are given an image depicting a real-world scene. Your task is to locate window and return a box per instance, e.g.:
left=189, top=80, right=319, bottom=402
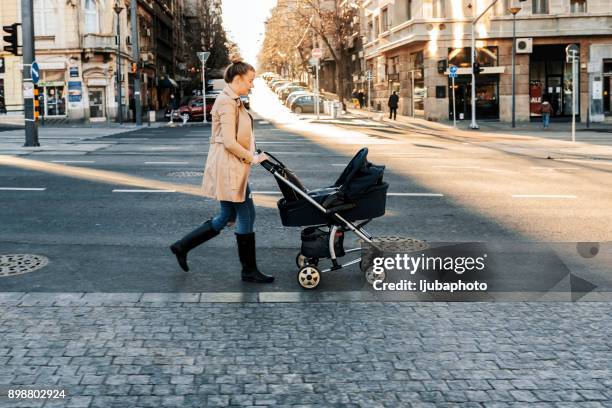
left=367, top=20, right=374, bottom=42
left=381, top=7, right=389, bottom=32
left=387, top=56, right=400, bottom=75
left=570, top=0, right=586, bottom=13
left=432, top=0, right=445, bottom=18
left=406, top=0, right=412, bottom=20
left=374, top=15, right=380, bottom=37
left=83, top=0, right=99, bottom=34
left=497, top=0, right=511, bottom=15
left=34, top=0, right=55, bottom=36
left=532, top=0, right=549, bottom=14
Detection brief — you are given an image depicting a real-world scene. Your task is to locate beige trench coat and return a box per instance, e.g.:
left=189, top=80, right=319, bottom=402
left=202, top=85, right=255, bottom=202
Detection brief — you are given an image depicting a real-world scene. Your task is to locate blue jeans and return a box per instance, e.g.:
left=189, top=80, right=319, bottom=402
left=211, top=185, right=255, bottom=234
left=542, top=113, right=550, bottom=128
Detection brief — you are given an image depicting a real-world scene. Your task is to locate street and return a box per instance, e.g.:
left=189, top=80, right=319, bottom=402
left=1, top=80, right=612, bottom=407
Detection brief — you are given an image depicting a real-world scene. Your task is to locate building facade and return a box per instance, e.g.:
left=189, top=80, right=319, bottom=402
left=361, top=0, right=612, bottom=123
left=0, top=0, right=180, bottom=123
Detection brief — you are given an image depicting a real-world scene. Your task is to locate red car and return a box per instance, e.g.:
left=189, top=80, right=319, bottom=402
left=177, top=96, right=215, bottom=122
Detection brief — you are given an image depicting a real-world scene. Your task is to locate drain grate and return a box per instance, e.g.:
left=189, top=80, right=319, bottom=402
left=0, top=254, right=49, bottom=277
left=167, top=171, right=204, bottom=178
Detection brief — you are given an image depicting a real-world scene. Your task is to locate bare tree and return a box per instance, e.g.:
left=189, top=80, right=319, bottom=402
left=295, top=0, right=359, bottom=103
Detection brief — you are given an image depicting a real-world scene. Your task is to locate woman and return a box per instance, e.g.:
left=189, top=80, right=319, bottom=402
left=170, top=55, right=274, bottom=283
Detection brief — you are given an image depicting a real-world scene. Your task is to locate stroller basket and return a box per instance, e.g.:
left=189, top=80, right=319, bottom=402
left=301, top=227, right=345, bottom=259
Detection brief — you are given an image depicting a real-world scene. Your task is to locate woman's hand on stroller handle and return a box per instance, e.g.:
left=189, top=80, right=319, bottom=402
left=252, top=152, right=270, bottom=165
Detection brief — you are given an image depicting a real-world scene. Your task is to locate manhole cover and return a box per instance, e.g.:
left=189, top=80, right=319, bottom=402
left=370, top=236, right=429, bottom=251
left=167, top=171, right=204, bottom=178
left=0, top=254, right=49, bottom=277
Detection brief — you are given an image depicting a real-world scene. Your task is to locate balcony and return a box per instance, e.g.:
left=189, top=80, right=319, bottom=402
left=82, top=33, right=116, bottom=52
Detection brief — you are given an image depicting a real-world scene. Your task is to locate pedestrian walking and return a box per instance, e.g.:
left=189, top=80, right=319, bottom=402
left=388, top=91, right=399, bottom=120
left=541, top=99, right=552, bottom=129
left=351, top=89, right=360, bottom=109
left=168, top=94, right=179, bottom=123
left=358, top=90, right=365, bottom=109
left=170, top=55, right=274, bottom=283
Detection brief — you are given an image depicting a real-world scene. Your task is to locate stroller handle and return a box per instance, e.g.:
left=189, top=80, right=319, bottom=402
left=257, top=149, right=286, bottom=172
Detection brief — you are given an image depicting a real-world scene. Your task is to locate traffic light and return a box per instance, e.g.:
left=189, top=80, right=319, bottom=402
left=131, top=63, right=137, bottom=74
left=473, top=62, right=484, bottom=75
left=2, top=23, right=20, bottom=55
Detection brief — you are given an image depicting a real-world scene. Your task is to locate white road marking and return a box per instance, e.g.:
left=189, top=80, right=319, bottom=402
left=51, top=160, right=96, bottom=164
left=144, top=162, right=190, bottom=165
left=252, top=191, right=444, bottom=197
left=512, top=194, right=577, bottom=199
left=388, top=193, right=444, bottom=197
left=0, top=187, right=46, bottom=191
left=258, top=121, right=270, bottom=124
left=530, top=166, right=579, bottom=171
left=112, top=189, right=176, bottom=193
left=432, top=165, right=480, bottom=169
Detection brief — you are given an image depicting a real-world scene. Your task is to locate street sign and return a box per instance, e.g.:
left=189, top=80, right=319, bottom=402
left=365, top=70, right=373, bottom=81
left=308, top=57, right=319, bottom=67
left=449, top=65, right=457, bottom=78
left=197, top=51, right=211, bottom=62
left=311, top=48, right=322, bottom=59
left=31, top=61, right=39, bottom=84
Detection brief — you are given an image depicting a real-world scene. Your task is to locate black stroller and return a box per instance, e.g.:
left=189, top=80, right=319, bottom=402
left=260, top=147, right=389, bottom=289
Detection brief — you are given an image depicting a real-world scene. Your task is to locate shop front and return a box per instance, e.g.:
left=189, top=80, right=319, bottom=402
left=447, top=46, right=500, bottom=121
left=529, top=44, right=580, bottom=121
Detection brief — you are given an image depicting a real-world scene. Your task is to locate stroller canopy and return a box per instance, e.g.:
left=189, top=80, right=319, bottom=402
left=333, top=148, right=385, bottom=201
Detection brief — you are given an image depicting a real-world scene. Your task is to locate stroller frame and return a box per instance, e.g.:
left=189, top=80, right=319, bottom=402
left=260, top=151, right=379, bottom=289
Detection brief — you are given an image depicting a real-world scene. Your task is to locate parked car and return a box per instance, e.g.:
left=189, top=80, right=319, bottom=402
left=271, top=80, right=291, bottom=92
left=289, top=94, right=327, bottom=114
left=286, top=91, right=313, bottom=107
left=280, top=86, right=308, bottom=101
left=275, top=82, right=301, bottom=97
left=167, top=96, right=215, bottom=122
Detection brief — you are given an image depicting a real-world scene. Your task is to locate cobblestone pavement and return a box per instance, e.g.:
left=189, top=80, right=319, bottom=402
left=1, top=294, right=611, bottom=407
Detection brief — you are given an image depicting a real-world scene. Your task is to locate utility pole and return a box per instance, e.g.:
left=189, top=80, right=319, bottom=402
left=21, top=0, right=39, bottom=146
left=130, top=0, right=142, bottom=125
left=114, top=1, right=123, bottom=124
left=509, top=7, right=521, bottom=128
left=197, top=51, right=210, bottom=124
left=470, top=0, right=499, bottom=130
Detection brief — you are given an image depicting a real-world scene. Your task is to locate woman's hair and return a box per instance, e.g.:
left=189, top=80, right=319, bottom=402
left=224, top=54, right=255, bottom=83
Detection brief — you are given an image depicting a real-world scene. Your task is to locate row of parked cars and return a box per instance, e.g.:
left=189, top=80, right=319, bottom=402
left=261, top=73, right=328, bottom=114
left=165, top=88, right=251, bottom=123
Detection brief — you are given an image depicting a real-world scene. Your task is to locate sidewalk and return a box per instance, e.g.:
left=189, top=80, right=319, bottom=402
left=1, top=293, right=611, bottom=407
left=0, top=126, right=156, bottom=156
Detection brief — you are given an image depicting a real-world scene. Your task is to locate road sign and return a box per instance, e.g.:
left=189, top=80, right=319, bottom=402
left=311, top=48, right=322, bottom=59
left=197, top=51, right=211, bottom=62
left=31, top=61, right=39, bottom=84
left=365, top=70, right=373, bottom=81
left=308, top=57, right=319, bottom=67
left=565, top=44, right=579, bottom=63
left=449, top=65, right=457, bottom=78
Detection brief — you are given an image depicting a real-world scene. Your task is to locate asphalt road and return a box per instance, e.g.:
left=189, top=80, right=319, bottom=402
left=0, top=83, right=611, bottom=295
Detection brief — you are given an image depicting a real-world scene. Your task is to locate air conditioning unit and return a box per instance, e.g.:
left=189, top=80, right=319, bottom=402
left=516, top=38, right=532, bottom=54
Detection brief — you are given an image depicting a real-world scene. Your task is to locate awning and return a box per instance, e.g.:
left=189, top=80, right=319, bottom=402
left=158, top=75, right=178, bottom=88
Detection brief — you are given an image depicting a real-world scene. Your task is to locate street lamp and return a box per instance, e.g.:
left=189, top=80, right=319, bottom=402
left=113, top=0, right=124, bottom=124
left=508, top=6, right=521, bottom=128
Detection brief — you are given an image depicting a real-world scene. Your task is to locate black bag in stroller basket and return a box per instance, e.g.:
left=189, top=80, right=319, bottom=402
left=301, top=227, right=345, bottom=259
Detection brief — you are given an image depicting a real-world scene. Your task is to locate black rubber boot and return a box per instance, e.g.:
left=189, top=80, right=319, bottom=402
left=170, top=220, right=219, bottom=272
left=236, top=233, right=274, bottom=283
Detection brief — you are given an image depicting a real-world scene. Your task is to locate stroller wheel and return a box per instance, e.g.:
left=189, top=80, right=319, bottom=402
left=365, top=268, right=385, bottom=285
left=296, top=254, right=319, bottom=268
left=297, top=266, right=321, bottom=290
